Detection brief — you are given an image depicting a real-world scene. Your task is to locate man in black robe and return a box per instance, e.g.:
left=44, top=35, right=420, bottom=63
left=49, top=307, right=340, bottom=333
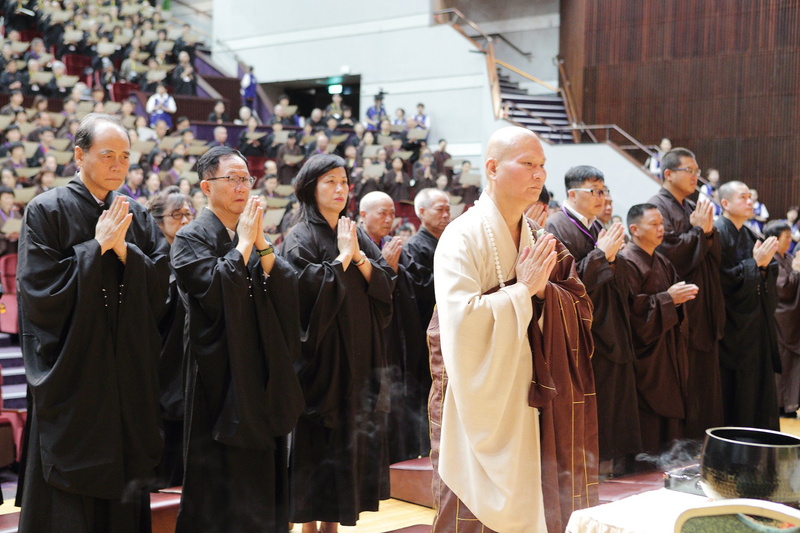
left=620, top=204, right=698, bottom=454
left=546, top=165, right=641, bottom=476
left=648, top=148, right=725, bottom=439
left=715, top=181, right=781, bottom=430
left=403, top=188, right=451, bottom=330
left=17, top=113, right=170, bottom=533
left=359, top=191, right=429, bottom=461
left=171, top=146, right=304, bottom=532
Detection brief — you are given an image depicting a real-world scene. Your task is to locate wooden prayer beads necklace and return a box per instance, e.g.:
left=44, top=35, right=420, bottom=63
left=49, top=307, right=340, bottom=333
left=480, top=213, right=535, bottom=289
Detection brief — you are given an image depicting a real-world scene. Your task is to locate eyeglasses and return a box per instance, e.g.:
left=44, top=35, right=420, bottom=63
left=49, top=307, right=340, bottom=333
left=205, top=175, right=255, bottom=187
left=160, top=210, right=194, bottom=221
left=569, top=188, right=610, bottom=198
left=672, top=167, right=702, bottom=176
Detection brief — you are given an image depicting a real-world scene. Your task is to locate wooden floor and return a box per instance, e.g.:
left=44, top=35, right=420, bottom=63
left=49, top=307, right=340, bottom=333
left=290, top=499, right=434, bottom=533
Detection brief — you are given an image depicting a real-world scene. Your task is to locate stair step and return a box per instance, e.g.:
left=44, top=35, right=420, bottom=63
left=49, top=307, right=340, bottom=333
left=2, top=383, right=25, bottom=400
left=507, top=110, right=569, bottom=121
left=500, top=86, right=527, bottom=95
left=501, top=92, right=562, bottom=103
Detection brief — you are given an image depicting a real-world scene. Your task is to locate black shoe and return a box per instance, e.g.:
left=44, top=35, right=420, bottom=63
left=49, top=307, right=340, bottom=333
left=780, top=408, right=797, bottom=418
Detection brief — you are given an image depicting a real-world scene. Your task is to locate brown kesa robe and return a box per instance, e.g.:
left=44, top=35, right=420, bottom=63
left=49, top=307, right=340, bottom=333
left=774, top=252, right=800, bottom=412
left=547, top=209, right=642, bottom=465
left=650, top=188, right=725, bottom=438
left=620, top=242, right=689, bottom=455
left=429, top=215, right=598, bottom=533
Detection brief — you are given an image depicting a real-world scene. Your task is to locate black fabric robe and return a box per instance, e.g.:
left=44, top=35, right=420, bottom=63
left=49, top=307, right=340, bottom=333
left=282, top=217, right=395, bottom=526
left=650, top=188, right=725, bottom=438
left=775, top=252, right=800, bottom=411
left=171, top=209, right=304, bottom=533
left=715, top=216, right=780, bottom=430
left=374, top=238, right=431, bottom=462
left=17, top=178, right=170, bottom=533
left=403, top=226, right=438, bottom=329
left=153, top=273, right=185, bottom=489
left=619, top=242, right=688, bottom=454
left=546, top=209, right=642, bottom=463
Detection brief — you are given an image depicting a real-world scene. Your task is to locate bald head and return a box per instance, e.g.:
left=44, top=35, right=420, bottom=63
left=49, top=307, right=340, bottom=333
left=359, top=191, right=393, bottom=213
left=718, top=180, right=747, bottom=202
left=360, top=191, right=395, bottom=241
left=485, top=126, right=541, bottom=167
left=484, top=126, right=546, bottom=216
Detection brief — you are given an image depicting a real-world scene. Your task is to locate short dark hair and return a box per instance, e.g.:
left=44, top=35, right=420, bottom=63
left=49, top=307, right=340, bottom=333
left=75, top=113, right=129, bottom=151
left=764, top=220, right=791, bottom=239
left=718, top=180, right=746, bottom=203
left=196, top=146, right=247, bottom=181
left=538, top=187, right=551, bottom=206
left=627, top=203, right=659, bottom=227
left=564, top=165, right=604, bottom=191
left=661, top=148, right=696, bottom=173
left=294, top=153, right=347, bottom=222
left=0, top=186, right=13, bottom=197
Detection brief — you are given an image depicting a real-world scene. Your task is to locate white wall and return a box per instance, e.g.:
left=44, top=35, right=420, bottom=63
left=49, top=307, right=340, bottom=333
left=211, top=0, right=500, bottom=167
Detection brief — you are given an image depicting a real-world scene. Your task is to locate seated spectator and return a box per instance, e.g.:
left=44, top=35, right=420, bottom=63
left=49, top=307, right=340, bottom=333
left=0, top=185, right=21, bottom=256
left=172, top=50, right=197, bottom=96
left=0, top=124, right=22, bottom=157
left=392, top=107, right=406, bottom=126
left=3, top=142, right=27, bottom=171
left=414, top=152, right=436, bottom=190
left=237, top=115, right=266, bottom=157
left=145, top=171, right=163, bottom=196
left=746, top=188, right=770, bottom=235
left=339, top=105, right=355, bottom=128
left=264, top=122, right=286, bottom=159
left=33, top=168, right=56, bottom=196
left=306, top=107, right=325, bottom=131
left=207, top=100, right=230, bottom=124
left=119, top=163, right=148, bottom=202
left=0, top=90, right=24, bottom=115
left=234, top=105, right=254, bottom=125
left=0, top=167, right=19, bottom=189
left=94, top=57, right=119, bottom=95
left=209, top=126, right=230, bottom=148
left=381, top=156, right=413, bottom=201
left=270, top=103, right=294, bottom=127
left=325, top=93, right=343, bottom=120
left=174, top=24, right=197, bottom=63
left=347, top=121, right=366, bottom=149
left=378, top=119, right=393, bottom=141
left=276, top=131, right=302, bottom=185
left=177, top=176, right=192, bottom=196
left=146, top=83, right=177, bottom=128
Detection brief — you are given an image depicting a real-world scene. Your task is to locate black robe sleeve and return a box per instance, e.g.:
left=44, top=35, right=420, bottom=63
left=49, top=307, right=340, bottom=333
left=171, top=216, right=304, bottom=447
left=18, top=186, right=169, bottom=498
left=281, top=220, right=395, bottom=428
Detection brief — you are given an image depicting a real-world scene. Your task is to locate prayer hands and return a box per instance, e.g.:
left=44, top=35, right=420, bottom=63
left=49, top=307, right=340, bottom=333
left=690, top=198, right=715, bottom=234
left=337, top=216, right=358, bottom=258
left=95, top=196, right=132, bottom=254
left=236, top=195, right=263, bottom=248
left=516, top=233, right=557, bottom=299
left=524, top=202, right=548, bottom=228
left=596, top=222, right=625, bottom=262
left=381, top=236, right=402, bottom=272
left=753, top=236, right=778, bottom=268
left=668, top=281, right=699, bottom=305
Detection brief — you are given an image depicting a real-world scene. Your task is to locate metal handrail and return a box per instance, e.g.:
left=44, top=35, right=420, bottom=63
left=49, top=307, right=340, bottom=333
left=433, top=8, right=493, bottom=47
left=467, top=32, right=532, bottom=58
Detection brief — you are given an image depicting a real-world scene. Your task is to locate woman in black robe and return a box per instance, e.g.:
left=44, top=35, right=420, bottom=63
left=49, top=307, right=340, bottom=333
left=147, top=188, right=194, bottom=489
left=282, top=154, right=395, bottom=533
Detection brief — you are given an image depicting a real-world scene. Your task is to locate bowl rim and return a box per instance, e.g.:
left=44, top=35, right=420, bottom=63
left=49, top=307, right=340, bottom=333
left=705, top=426, right=800, bottom=448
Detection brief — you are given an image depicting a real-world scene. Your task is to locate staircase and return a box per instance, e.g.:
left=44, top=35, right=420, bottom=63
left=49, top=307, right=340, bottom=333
left=498, top=70, right=573, bottom=144
left=0, top=341, right=25, bottom=410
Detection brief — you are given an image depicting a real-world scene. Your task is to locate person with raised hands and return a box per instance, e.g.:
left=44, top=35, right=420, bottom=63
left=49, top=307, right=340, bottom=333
left=171, top=146, right=304, bottom=532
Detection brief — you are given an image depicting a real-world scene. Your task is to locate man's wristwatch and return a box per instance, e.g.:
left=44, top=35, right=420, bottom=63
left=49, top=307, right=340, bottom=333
left=256, top=243, right=274, bottom=257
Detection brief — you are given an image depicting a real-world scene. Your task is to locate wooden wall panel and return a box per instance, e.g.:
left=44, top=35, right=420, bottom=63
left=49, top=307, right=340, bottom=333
left=573, top=0, right=800, bottom=215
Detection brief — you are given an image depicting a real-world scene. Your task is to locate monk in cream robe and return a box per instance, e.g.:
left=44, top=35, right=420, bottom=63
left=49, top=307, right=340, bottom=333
left=430, top=127, right=597, bottom=533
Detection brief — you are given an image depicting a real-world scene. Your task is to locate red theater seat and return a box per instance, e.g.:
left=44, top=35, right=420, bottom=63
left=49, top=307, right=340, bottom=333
left=0, top=254, right=18, bottom=335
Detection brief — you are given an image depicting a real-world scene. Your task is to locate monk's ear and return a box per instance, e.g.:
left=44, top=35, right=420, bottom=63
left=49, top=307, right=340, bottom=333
left=485, top=157, right=498, bottom=181
left=628, top=223, right=638, bottom=238
left=199, top=179, right=211, bottom=197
